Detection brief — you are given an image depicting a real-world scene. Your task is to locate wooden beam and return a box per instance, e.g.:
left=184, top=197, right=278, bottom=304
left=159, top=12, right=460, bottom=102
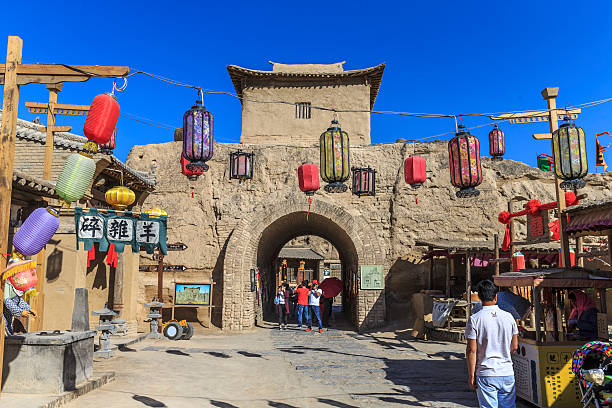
left=0, top=64, right=129, bottom=77
left=466, top=251, right=472, bottom=320
left=0, top=75, right=90, bottom=85
left=38, top=126, right=72, bottom=132
left=0, top=35, right=23, bottom=395
left=576, top=237, right=584, bottom=267
left=532, top=133, right=552, bottom=140
left=491, top=108, right=581, bottom=121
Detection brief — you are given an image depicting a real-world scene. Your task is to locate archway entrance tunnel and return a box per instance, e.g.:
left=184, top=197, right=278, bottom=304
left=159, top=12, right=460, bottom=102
left=256, top=211, right=359, bottom=328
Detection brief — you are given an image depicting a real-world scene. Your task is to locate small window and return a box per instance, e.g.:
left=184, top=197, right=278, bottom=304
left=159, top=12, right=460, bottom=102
left=295, top=102, right=311, bottom=119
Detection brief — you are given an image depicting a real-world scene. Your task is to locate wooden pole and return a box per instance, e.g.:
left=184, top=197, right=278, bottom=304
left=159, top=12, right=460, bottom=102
left=576, top=236, right=584, bottom=268
left=542, top=88, right=570, bottom=267
left=0, top=37, right=22, bottom=394
left=466, top=251, right=471, bottom=320
left=445, top=257, right=451, bottom=297
left=494, top=233, right=500, bottom=276
left=508, top=201, right=515, bottom=255
left=157, top=248, right=164, bottom=302
left=607, top=232, right=612, bottom=268
left=533, top=286, right=542, bottom=342
left=428, top=246, right=434, bottom=290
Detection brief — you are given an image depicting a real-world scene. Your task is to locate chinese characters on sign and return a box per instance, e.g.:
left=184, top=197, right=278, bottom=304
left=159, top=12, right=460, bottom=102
left=526, top=210, right=550, bottom=244
left=74, top=207, right=167, bottom=254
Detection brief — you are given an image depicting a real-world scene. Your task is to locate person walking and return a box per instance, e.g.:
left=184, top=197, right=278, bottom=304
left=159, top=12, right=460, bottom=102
left=276, top=284, right=290, bottom=330
left=466, top=280, right=518, bottom=408
left=295, top=281, right=310, bottom=329
left=307, top=282, right=323, bottom=333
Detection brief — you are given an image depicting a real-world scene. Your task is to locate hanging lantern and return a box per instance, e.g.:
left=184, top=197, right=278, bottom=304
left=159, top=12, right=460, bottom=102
left=83, top=93, right=120, bottom=146
left=181, top=154, right=203, bottom=181
left=351, top=167, right=376, bottom=197
left=488, top=124, right=505, bottom=160
left=3, top=260, right=38, bottom=301
left=12, top=207, right=59, bottom=258
left=182, top=91, right=213, bottom=171
left=145, top=208, right=167, bottom=219
left=298, top=162, right=319, bottom=221
left=552, top=121, right=588, bottom=190
left=229, top=150, right=254, bottom=181
left=105, top=186, right=136, bottom=210
left=512, top=251, right=525, bottom=272
left=404, top=156, right=427, bottom=187
left=448, top=125, right=483, bottom=198
left=558, top=248, right=576, bottom=267
left=56, top=152, right=96, bottom=205
left=320, top=118, right=350, bottom=193
left=99, top=128, right=117, bottom=154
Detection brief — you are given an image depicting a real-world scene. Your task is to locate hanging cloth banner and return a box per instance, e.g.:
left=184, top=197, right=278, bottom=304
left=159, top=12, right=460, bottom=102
left=74, top=207, right=167, bottom=254
left=75, top=208, right=108, bottom=251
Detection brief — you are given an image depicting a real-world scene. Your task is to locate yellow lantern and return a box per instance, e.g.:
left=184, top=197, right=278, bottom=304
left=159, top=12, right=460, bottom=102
left=105, top=186, right=136, bottom=210
left=145, top=208, right=167, bottom=219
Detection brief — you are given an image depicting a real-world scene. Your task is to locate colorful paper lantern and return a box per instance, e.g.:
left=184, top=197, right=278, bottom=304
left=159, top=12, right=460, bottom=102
left=182, top=97, right=213, bottom=171
left=12, top=208, right=59, bottom=257
left=83, top=93, right=120, bottom=146
left=56, top=152, right=96, bottom=205
left=320, top=118, right=350, bottom=193
left=448, top=125, right=483, bottom=198
left=99, top=128, right=117, bottom=154
left=552, top=121, right=588, bottom=190
left=2, top=260, right=38, bottom=298
left=298, top=162, right=320, bottom=195
left=488, top=124, right=505, bottom=160
left=512, top=251, right=525, bottom=272
left=351, top=167, right=376, bottom=197
left=404, top=156, right=427, bottom=188
left=105, top=186, right=136, bottom=210
left=229, top=150, right=254, bottom=181
left=145, top=208, right=167, bottom=219
left=181, top=154, right=204, bottom=181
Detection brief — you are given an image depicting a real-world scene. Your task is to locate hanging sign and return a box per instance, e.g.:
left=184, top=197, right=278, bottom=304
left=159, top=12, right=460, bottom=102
left=75, top=207, right=167, bottom=254
left=526, top=210, right=551, bottom=244
left=167, top=243, right=188, bottom=251
left=360, top=265, right=383, bottom=290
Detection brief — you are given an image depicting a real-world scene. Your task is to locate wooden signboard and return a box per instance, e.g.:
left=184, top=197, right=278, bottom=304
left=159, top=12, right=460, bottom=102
left=526, top=210, right=551, bottom=244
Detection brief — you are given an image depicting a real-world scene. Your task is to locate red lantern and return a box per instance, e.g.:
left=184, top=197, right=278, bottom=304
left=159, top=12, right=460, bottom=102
left=558, top=248, right=575, bottom=267
left=488, top=124, right=505, bottom=160
left=83, top=94, right=120, bottom=145
left=298, top=162, right=319, bottom=195
left=512, top=251, right=525, bottom=272
left=404, top=156, right=426, bottom=188
left=181, top=154, right=204, bottom=181
left=298, top=162, right=319, bottom=221
left=100, top=128, right=117, bottom=154
left=448, top=125, right=483, bottom=198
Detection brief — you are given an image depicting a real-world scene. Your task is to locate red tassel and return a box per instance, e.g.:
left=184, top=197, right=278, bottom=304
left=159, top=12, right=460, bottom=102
left=192, top=191, right=194, bottom=199
left=502, top=224, right=511, bottom=251
left=415, top=194, right=418, bottom=205
left=106, top=243, right=119, bottom=268
left=87, top=247, right=96, bottom=267
left=306, top=197, right=312, bottom=221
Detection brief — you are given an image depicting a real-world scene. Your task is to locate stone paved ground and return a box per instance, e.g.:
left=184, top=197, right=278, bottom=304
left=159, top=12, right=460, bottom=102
left=66, top=321, right=532, bottom=408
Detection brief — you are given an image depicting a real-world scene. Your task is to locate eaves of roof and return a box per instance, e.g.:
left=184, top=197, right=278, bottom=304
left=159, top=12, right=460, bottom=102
left=227, top=63, right=386, bottom=111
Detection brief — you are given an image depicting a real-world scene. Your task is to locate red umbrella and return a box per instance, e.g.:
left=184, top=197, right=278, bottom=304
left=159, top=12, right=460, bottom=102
left=319, top=277, right=343, bottom=298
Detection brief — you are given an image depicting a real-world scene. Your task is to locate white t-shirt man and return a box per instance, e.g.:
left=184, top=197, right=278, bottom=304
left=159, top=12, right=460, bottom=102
left=465, top=305, right=518, bottom=377
left=309, top=289, right=322, bottom=306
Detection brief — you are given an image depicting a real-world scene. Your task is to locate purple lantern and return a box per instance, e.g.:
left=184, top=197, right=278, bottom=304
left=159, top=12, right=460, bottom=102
left=12, top=207, right=60, bottom=257
left=182, top=91, right=213, bottom=171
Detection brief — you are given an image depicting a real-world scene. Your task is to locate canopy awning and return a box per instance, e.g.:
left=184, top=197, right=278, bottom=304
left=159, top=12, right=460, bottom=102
left=494, top=267, right=612, bottom=288
left=564, top=199, right=612, bottom=237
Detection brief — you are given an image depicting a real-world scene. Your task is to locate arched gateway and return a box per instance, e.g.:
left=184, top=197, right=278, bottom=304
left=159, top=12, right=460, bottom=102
left=222, top=197, right=386, bottom=332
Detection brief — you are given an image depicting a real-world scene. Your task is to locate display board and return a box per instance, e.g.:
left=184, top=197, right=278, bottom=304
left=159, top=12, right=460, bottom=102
left=360, top=265, right=383, bottom=290
left=174, top=283, right=211, bottom=306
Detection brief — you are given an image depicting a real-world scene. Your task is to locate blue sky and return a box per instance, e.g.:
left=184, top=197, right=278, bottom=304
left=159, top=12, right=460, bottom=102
left=2, top=1, right=612, bottom=171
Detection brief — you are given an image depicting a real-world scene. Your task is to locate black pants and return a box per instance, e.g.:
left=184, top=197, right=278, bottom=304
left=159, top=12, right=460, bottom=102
left=278, top=306, right=288, bottom=325
left=322, top=297, right=333, bottom=326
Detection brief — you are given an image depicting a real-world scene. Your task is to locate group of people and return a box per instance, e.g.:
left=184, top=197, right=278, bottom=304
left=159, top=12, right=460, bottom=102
left=275, top=280, right=333, bottom=333
left=466, top=280, right=600, bottom=408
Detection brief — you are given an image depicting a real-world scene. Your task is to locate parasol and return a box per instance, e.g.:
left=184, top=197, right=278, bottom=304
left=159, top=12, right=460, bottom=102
left=319, top=277, right=343, bottom=298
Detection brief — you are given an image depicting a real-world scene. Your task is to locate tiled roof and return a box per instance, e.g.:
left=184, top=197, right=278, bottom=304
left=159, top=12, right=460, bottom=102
left=227, top=63, right=386, bottom=110
left=416, top=239, right=560, bottom=253
left=12, top=169, right=57, bottom=198
left=2, top=111, right=156, bottom=189
left=278, top=246, right=325, bottom=260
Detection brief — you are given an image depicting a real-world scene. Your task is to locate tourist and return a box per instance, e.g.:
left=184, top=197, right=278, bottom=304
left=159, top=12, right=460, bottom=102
left=465, top=280, right=518, bottom=408
left=567, top=290, right=598, bottom=341
left=276, top=284, right=290, bottom=330
left=322, top=295, right=333, bottom=328
left=295, top=281, right=310, bottom=329
left=307, top=282, right=323, bottom=333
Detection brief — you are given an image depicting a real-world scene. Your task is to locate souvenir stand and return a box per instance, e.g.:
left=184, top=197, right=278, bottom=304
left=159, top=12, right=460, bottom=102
left=563, top=199, right=612, bottom=269
left=416, top=239, right=560, bottom=342
left=494, top=268, right=612, bottom=408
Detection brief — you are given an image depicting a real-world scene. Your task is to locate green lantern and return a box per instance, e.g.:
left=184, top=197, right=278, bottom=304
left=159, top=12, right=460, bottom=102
left=56, top=152, right=96, bottom=205
left=320, top=118, right=350, bottom=193
left=551, top=121, right=588, bottom=190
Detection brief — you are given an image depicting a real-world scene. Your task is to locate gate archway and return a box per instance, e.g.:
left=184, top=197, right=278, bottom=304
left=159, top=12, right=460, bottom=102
left=222, top=197, right=386, bottom=331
